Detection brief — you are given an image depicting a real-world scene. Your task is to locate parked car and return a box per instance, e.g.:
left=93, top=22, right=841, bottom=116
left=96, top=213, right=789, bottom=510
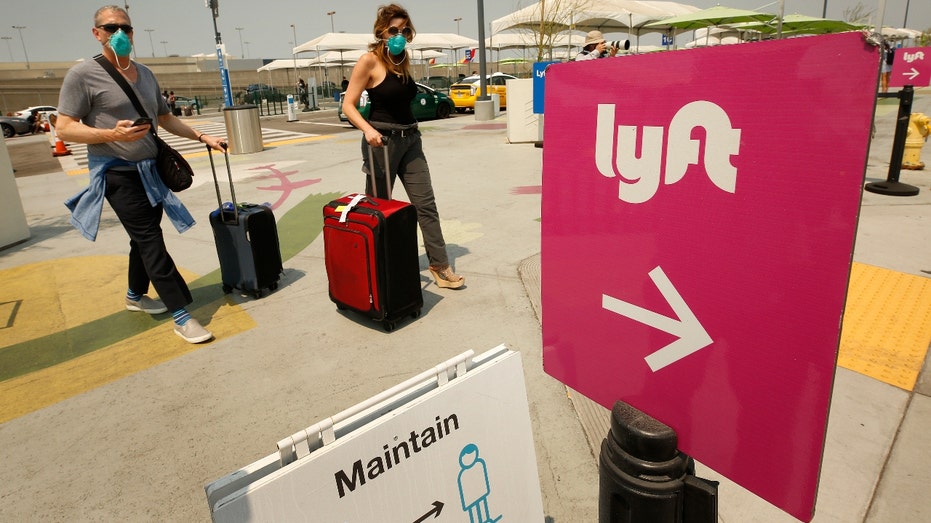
left=14, top=105, right=57, bottom=121
left=315, top=81, right=339, bottom=97
left=338, top=83, right=455, bottom=124
left=424, top=76, right=451, bottom=90
left=244, top=84, right=286, bottom=102
left=449, top=72, right=517, bottom=112
left=172, top=96, right=198, bottom=109
left=0, top=115, right=37, bottom=138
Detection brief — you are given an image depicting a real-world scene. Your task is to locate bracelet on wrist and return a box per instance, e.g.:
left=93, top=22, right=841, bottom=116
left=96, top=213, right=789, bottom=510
left=197, top=133, right=204, bottom=143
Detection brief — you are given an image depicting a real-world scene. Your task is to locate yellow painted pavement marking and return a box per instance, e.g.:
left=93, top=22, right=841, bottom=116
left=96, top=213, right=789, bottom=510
left=0, top=256, right=254, bottom=423
left=838, top=263, right=931, bottom=391
left=0, top=304, right=254, bottom=423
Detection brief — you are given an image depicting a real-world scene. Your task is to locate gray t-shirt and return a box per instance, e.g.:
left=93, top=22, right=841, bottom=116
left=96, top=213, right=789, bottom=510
left=58, top=58, right=170, bottom=162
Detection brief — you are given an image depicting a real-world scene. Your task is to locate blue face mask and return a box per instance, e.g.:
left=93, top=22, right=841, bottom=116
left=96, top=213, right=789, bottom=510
left=387, top=34, right=407, bottom=56
left=109, top=29, right=132, bottom=57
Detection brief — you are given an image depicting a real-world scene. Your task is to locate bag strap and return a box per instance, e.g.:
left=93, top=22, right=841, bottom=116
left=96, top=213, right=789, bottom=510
left=93, top=54, right=156, bottom=137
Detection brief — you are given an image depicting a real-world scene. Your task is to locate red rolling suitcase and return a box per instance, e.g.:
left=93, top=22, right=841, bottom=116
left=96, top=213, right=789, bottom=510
left=208, top=144, right=283, bottom=299
left=322, top=144, right=423, bottom=331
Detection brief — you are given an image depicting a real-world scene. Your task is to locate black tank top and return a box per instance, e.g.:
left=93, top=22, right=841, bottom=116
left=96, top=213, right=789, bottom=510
left=368, top=73, right=417, bottom=126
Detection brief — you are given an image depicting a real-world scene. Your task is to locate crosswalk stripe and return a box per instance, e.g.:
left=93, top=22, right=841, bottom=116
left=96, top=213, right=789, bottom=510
left=62, top=121, right=317, bottom=171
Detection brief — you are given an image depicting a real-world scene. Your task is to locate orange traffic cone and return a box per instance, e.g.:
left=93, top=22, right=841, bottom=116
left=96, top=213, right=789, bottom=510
left=49, top=118, right=72, bottom=157
left=52, top=137, right=72, bottom=157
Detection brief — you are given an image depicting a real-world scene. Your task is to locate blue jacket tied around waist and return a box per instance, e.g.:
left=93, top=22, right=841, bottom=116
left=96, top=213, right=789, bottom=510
left=64, top=154, right=195, bottom=241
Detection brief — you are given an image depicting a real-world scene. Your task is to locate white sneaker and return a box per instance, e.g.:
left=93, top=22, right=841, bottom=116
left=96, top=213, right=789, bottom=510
left=174, top=318, right=213, bottom=344
left=126, top=295, right=168, bottom=314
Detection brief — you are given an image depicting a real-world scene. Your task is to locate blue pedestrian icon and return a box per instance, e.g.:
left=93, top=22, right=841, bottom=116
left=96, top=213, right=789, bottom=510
left=457, top=443, right=502, bottom=523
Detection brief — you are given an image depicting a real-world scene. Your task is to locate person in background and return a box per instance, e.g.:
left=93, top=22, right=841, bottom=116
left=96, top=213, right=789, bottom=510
left=297, top=78, right=310, bottom=111
left=57, top=5, right=227, bottom=343
left=167, top=90, right=177, bottom=114
left=880, top=40, right=895, bottom=93
left=341, top=76, right=350, bottom=92
left=575, top=30, right=617, bottom=61
left=342, top=3, right=464, bottom=289
left=26, top=109, right=43, bottom=134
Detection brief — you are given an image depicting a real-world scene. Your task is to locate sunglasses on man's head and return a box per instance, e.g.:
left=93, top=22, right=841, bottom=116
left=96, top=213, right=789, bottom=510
left=97, top=24, right=133, bottom=34
left=385, top=26, right=413, bottom=40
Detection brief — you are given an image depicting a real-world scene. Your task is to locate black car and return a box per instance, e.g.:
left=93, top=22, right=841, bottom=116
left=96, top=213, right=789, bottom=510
left=244, top=84, right=286, bottom=102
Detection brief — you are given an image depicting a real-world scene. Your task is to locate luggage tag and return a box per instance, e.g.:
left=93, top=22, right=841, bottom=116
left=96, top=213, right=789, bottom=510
left=337, top=193, right=368, bottom=223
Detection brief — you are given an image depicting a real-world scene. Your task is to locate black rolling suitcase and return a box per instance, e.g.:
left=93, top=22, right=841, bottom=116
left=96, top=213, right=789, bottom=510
left=208, top=144, right=282, bottom=299
left=322, top=143, right=423, bottom=331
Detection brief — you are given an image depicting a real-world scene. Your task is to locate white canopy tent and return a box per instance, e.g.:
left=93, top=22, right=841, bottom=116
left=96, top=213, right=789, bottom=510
left=256, top=58, right=316, bottom=71
left=293, top=33, right=371, bottom=55
left=491, top=0, right=700, bottom=54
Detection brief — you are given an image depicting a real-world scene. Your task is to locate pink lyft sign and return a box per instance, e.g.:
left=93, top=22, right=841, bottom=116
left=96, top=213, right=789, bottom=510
left=541, top=32, right=877, bottom=521
left=889, top=46, right=931, bottom=88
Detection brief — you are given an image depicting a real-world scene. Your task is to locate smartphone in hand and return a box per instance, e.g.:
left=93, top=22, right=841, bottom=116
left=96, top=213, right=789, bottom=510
left=132, top=117, right=152, bottom=126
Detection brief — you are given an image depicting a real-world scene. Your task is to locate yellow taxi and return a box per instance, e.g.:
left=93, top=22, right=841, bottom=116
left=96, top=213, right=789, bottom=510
left=449, top=72, right=517, bottom=112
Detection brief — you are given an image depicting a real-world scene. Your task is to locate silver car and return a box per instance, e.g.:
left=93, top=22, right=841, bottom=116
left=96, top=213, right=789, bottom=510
left=0, top=115, right=35, bottom=138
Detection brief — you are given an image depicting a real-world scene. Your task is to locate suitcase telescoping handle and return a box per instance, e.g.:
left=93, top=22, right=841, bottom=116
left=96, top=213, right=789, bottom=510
left=207, top=142, right=238, bottom=223
left=366, top=138, right=392, bottom=200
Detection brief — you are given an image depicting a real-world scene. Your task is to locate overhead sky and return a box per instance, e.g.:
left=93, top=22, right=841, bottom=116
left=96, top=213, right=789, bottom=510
left=1, top=0, right=927, bottom=64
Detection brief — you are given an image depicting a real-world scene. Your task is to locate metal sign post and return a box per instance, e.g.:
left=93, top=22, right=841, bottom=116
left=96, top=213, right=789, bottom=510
left=206, top=0, right=233, bottom=107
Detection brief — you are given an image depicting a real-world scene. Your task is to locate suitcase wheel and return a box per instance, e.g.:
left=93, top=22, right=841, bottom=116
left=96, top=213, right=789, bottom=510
left=383, top=321, right=396, bottom=332
left=411, top=309, right=421, bottom=319
left=335, top=303, right=348, bottom=311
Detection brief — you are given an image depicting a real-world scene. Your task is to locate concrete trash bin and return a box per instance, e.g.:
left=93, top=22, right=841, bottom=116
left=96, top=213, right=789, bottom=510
left=223, top=104, right=263, bottom=154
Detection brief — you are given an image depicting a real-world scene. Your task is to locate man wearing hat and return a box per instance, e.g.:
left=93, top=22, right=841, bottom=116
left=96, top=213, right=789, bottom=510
left=576, top=30, right=617, bottom=61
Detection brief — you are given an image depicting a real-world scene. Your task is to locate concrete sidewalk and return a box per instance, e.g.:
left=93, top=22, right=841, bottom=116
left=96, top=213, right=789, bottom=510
left=1, top=86, right=930, bottom=523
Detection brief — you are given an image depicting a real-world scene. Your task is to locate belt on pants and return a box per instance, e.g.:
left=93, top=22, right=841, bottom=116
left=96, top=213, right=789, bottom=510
left=374, top=126, right=418, bottom=138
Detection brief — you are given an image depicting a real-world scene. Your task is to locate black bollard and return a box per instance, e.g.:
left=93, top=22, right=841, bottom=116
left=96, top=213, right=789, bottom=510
left=599, top=401, right=718, bottom=523
left=865, top=85, right=920, bottom=196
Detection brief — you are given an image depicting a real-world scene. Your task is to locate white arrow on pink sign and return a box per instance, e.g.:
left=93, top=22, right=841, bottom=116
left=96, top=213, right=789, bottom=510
left=890, top=47, right=931, bottom=88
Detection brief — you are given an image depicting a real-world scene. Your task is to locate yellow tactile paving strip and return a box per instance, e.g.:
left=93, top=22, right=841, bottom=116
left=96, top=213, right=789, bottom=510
left=838, top=263, right=931, bottom=391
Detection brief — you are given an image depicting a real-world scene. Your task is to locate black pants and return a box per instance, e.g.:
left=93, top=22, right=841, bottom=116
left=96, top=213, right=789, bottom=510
left=105, top=169, right=192, bottom=311
left=362, top=132, right=450, bottom=267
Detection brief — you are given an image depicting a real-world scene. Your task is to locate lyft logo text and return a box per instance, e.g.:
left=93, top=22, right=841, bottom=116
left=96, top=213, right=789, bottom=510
left=903, top=50, right=925, bottom=63
left=595, top=102, right=741, bottom=203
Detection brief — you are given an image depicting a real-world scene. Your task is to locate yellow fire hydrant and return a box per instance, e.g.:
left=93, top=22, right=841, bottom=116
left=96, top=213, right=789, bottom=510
left=902, top=112, right=931, bottom=170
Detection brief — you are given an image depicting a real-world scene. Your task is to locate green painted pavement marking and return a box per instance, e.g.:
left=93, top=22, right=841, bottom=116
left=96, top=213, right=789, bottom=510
left=0, top=192, right=342, bottom=383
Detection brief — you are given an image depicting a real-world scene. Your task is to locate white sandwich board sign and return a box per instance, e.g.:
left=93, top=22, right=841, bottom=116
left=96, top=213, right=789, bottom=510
left=205, top=346, right=544, bottom=522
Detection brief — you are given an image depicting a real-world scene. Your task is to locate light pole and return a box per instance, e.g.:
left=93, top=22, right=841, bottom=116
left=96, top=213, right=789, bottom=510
left=160, top=40, right=168, bottom=56
left=453, top=17, right=462, bottom=71
left=327, top=11, right=336, bottom=33
left=290, top=24, right=298, bottom=86
left=1, top=36, right=13, bottom=62
left=243, top=41, right=251, bottom=58
left=903, top=0, right=910, bottom=27
left=121, top=2, right=138, bottom=59
left=235, top=27, right=245, bottom=59
left=12, top=26, right=28, bottom=69
left=145, top=29, right=155, bottom=58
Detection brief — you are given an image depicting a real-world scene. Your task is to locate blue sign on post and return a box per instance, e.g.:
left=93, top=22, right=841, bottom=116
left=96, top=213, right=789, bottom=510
left=532, top=61, right=558, bottom=114
left=216, top=44, right=233, bottom=107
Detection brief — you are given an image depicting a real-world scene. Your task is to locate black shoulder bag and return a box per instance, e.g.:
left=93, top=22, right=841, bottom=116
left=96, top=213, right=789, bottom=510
left=94, top=55, right=193, bottom=192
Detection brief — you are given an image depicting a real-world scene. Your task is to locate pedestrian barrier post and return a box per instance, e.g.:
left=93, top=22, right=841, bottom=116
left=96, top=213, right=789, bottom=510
left=599, top=401, right=718, bottom=523
left=865, top=85, right=920, bottom=196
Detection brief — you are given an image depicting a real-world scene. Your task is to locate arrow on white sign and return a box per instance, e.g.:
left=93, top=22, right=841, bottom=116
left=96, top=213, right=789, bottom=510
left=904, top=68, right=920, bottom=80
left=602, top=266, right=713, bottom=372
